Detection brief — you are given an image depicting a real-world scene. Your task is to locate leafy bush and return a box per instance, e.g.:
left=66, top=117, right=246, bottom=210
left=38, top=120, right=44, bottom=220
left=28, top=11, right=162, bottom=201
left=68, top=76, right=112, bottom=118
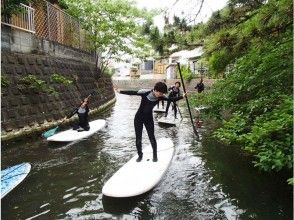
left=1, top=0, right=31, bottom=18
left=176, top=64, right=194, bottom=81
left=1, top=76, right=9, bottom=87
left=189, top=0, right=293, bottom=183
left=50, top=73, right=73, bottom=85
left=18, top=75, right=56, bottom=94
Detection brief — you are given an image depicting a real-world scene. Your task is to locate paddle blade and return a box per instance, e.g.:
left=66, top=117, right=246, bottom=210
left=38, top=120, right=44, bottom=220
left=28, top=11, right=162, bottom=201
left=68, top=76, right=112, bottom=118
left=42, top=126, right=59, bottom=138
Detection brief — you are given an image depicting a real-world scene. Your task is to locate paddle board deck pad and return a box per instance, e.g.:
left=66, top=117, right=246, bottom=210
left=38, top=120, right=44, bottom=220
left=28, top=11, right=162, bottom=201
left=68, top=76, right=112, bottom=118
left=153, top=107, right=166, bottom=113
left=1, top=163, right=31, bottom=199
left=47, top=119, right=106, bottom=142
left=102, top=138, right=174, bottom=198
left=157, top=116, right=181, bottom=125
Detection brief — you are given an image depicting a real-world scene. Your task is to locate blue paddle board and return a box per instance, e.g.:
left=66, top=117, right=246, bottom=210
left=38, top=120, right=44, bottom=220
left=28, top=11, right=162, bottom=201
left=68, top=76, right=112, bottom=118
left=1, top=163, right=31, bottom=199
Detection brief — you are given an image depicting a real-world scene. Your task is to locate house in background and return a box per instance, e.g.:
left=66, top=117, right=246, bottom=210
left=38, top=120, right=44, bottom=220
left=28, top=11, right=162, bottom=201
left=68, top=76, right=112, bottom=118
left=167, top=46, right=204, bottom=79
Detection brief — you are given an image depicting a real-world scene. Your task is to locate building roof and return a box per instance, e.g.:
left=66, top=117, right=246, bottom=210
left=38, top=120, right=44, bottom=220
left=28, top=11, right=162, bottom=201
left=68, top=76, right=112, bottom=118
left=170, top=47, right=203, bottom=59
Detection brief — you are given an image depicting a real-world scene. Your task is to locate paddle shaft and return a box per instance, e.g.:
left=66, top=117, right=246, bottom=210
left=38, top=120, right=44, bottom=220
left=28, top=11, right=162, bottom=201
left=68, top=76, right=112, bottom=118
left=177, top=62, right=199, bottom=139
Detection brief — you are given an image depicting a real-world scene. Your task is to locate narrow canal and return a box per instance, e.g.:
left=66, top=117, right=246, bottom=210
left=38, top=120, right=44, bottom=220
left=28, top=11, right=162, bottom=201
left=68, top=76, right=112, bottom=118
left=1, top=93, right=292, bottom=219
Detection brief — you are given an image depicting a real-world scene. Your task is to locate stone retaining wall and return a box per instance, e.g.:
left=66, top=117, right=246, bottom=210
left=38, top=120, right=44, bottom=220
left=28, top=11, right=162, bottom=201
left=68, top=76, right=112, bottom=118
left=1, top=52, right=115, bottom=141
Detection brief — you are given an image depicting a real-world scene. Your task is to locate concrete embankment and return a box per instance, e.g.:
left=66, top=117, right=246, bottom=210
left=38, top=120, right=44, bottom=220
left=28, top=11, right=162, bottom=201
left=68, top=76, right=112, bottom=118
left=112, top=77, right=215, bottom=92
left=1, top=25, right=115, bottom=141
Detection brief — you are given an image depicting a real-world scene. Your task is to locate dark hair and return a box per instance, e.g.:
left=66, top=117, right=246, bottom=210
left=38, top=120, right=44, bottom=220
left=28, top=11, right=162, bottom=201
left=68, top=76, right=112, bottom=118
left=175, top=81, right=181, bottom=87
left=154, top=82, right=167, bottom=93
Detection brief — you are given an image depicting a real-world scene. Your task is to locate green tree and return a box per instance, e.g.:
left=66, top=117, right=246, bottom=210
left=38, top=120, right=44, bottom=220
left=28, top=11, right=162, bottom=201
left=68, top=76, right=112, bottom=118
left=64, top=0, right=154, bottom=73
left=191, top=0, right=293, bottom=181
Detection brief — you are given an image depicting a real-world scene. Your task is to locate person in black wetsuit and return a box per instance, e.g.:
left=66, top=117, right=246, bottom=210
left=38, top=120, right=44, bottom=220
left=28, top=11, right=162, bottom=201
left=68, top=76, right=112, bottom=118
left=165, top=81, right=181, bottom=119
left=195, top=78, right=204, bottom=93
left=67, top=97, right=90, bottom=131
left=116, top=82, right=185, bottom=162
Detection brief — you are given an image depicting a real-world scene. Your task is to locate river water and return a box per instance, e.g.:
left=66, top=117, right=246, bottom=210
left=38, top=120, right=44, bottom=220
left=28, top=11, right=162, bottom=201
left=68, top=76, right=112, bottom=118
left=1, top=93, right=292, bottom=220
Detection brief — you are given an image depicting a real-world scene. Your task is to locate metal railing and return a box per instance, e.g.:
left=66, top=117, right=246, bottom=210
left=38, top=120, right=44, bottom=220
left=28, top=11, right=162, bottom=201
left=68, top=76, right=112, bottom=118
left=1, top=3, right=35, bottom=33
left=1, top=0, right=92, bottom=52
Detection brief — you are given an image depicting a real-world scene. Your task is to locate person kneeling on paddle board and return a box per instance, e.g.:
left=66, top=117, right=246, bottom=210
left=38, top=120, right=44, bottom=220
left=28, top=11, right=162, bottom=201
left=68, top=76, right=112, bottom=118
left=67, top=97, right=90, bottom=132
left=115, top=82, right=185, bottom=162
left=165, top=81, right=181, bottom=119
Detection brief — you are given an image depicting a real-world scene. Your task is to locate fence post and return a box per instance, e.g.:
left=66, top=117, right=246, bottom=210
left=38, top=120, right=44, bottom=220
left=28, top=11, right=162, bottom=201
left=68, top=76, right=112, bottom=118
left=46, top=1, right=51, bottom=40
left=79, top=21, right=81, bottom=49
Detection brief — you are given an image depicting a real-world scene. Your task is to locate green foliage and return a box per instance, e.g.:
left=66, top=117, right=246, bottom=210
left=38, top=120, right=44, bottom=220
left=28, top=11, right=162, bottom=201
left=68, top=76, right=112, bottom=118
left=1, top=76, right=10, bottom=87
left=144, top=16, right=194, bottom=56
left=50, top=73, right=73, bottom=85
left=287, top=178, right=294, bottom=185
left=18, top=75, right=56, bottom=94
left=229, top=0, right=267, bottom=9
left=64, top=0, right=154, bottom=71
left=176, top=64, right=194, bottom=81
left=1, top=0, right=30, bottom=18
left=189, top=0, right=293, bottom=179
left=208, top=33, right=293, bottom=172
left=204, top=0, right=292, bottom=75
left=103, top=67, right=115, bottom=77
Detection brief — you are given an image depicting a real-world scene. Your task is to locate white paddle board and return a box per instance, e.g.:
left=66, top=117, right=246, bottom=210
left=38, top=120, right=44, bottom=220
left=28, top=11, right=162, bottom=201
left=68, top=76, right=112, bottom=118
left=157, top=116, right=181, bottom=125
left=47, top=119, right=106, bottom=142
left=102, top=138, right=174, bottom=197
left=153, top=106, right=166, bottom=113
left=1, top=163, right=31, bottom=199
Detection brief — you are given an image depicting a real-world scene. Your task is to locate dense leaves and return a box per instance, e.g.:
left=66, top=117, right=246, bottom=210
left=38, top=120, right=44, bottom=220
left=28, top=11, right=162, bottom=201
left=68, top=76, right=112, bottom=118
left=190, top=0, right=293, bottom=179
left=1, top=0, right=31, bottom=18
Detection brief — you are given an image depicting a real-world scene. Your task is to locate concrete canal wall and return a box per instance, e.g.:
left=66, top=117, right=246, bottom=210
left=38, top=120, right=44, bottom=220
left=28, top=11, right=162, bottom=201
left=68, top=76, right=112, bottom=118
left=1, top=26, right=115, bottom=141
left=113, top=78, right=215, bottom=91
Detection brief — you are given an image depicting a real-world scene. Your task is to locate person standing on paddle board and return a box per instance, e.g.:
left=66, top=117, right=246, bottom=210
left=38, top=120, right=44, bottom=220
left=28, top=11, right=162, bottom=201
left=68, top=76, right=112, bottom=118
left=195, top=78, right=205, bottom=93
left=165, top=81, right=181, bottom=119
left=115, top=82, right=185, bottom=162
left=67, top=97, right=90, bottom=132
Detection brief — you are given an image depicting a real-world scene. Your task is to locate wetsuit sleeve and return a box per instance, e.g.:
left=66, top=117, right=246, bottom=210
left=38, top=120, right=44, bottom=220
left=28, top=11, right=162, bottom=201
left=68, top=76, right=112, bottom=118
left=119, top=89, right=150, bottom=96
left=119, top=90, right=140, bottom=96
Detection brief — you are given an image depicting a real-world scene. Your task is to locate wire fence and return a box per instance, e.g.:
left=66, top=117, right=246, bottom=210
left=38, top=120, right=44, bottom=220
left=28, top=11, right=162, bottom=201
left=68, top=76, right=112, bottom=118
left=1, top=0, right=92, bottom=52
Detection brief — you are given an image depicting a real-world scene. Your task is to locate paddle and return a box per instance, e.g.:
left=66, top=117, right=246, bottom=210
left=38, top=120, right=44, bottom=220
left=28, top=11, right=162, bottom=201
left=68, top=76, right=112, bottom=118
left=42, top=91, right=96, bottom=138
left=176, top=62, right=199, bottom=139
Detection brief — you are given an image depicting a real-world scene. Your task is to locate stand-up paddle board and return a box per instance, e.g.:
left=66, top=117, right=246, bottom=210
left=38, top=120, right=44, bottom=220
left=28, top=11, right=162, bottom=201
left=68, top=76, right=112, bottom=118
left=153, top=106, right=166, bottom=113
left=1, top=163, right=31, bottom=199
left=47, top=119, right=106, bottom=142
left=102, top=138, right=174, bottom=198
left=157, top=116, right=181, bottom=126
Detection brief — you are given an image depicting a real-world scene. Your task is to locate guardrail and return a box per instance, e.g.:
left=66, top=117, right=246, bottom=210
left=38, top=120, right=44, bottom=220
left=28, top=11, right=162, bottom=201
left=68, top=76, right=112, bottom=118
left=1, top=3, right=35, bottom=33
left=1, top=0, right=92, bottom=52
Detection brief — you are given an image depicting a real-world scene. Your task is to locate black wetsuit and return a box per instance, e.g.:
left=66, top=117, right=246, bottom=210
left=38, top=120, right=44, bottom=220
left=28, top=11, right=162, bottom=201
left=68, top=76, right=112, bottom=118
left=165, top=86, right=181, bottom=118
left=67, top=105, right=90, bottom=131
left=120, top=89, right=183, bottom=158
left=195, top=82, right=204, bottom=93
